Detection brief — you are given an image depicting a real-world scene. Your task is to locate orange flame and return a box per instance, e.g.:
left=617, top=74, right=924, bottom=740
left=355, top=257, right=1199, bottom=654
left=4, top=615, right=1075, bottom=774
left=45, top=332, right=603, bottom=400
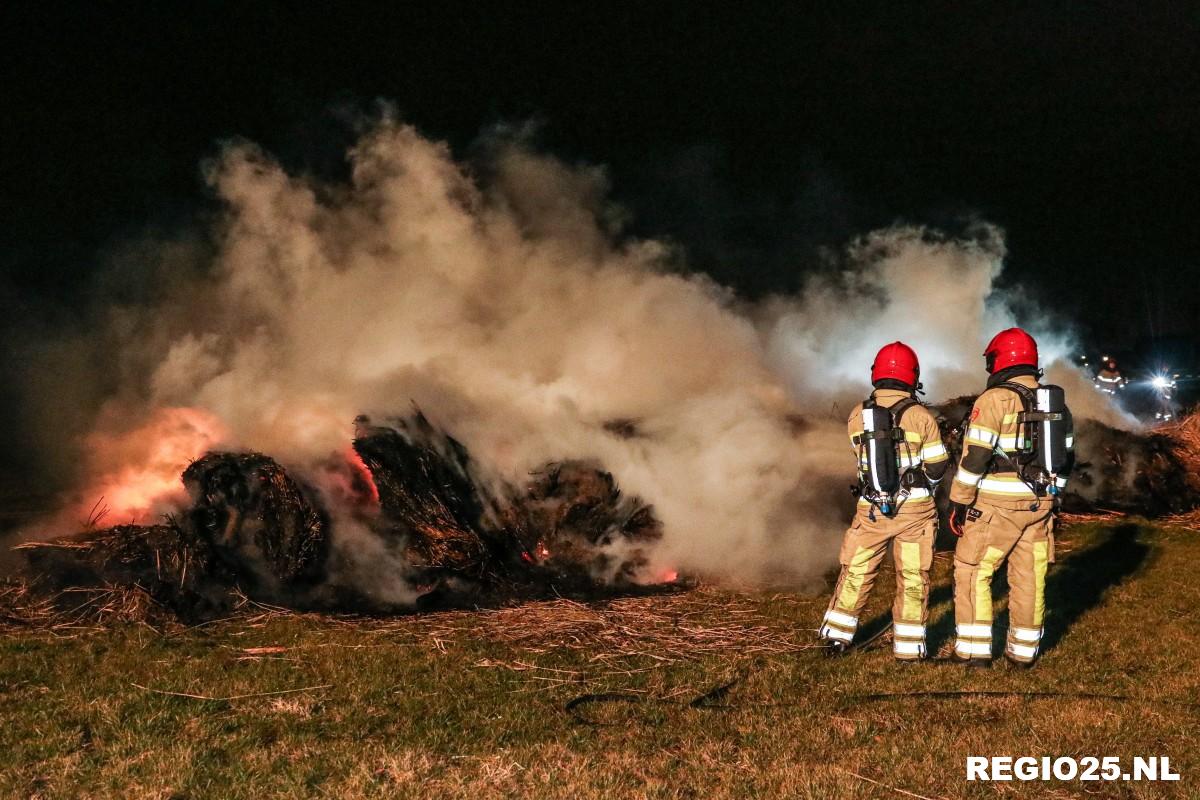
left=76, top=407, right=227, bottom=525
left=344, top=446, right=380, bottom=506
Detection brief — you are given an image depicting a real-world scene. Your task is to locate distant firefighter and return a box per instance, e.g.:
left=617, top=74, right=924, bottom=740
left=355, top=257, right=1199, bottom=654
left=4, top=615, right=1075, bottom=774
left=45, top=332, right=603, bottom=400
left=818, top=342, right=950, bottom=661
left=1094, top=356, right=1127, bottom=394
left=948, top=328, right=1075, bottom=668
left=1152, top=373, right=1178, bottom=422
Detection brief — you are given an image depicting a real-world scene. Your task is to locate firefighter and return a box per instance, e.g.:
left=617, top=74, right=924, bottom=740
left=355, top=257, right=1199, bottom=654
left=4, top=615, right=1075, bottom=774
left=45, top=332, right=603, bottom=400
left=819, top=342, right=950, bottom=661
left=1094, top=356, right=1125, bottom=395
left=948, top=328, right=1075, bottom=668
left=1152, top=373, right=1178, bottom=422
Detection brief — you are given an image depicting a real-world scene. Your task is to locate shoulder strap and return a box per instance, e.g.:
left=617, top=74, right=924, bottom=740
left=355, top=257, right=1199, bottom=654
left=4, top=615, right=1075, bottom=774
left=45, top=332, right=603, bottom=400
left=889, top=397, right=921, bottom=426
left=997, top=381, right=1035, bottom=411
left=994, top=382, right=1042, bottom=476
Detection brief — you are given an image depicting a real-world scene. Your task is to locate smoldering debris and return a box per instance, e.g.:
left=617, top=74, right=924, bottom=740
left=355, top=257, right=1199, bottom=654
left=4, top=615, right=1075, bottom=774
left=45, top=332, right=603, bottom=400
left=17, top=411, right=665, bottom=621
left=19, top=454, right=334, bottom=621
left=353, top=412, right=662, bottom=590
left=518, top=459, right=663, bottom=581
left=1065, top=421, right=1197, bottom=514
left=1158, top=412, right=1200, bottom=486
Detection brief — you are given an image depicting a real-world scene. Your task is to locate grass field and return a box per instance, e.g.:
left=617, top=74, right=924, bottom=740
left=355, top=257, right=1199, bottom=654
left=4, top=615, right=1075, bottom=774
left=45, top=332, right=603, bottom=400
left=2, top=519, right=1198, bottom=799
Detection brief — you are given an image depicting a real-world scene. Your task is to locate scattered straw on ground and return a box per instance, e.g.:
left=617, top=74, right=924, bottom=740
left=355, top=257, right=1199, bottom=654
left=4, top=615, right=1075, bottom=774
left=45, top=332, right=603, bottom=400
left=0, top=580, right=167, bottom=635
left=0, top=579, right=272, bottom=636
left=361, top=587, right=820, bottom=686
left=1056, top=510, right=1126, bottom=526
left=0, top=577, right=817, bottom=687
left=1163, top=509, right=1200, bottom=531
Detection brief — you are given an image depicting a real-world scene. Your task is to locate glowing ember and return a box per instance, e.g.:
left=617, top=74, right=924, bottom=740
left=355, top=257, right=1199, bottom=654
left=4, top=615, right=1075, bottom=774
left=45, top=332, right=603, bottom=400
left=76, top=407, right=227, bottom=524
left=521, top=541, right=552, bottom=564
left=344, top=446, right=381, bottom=506
left=660, top=570, right=679, bottom=583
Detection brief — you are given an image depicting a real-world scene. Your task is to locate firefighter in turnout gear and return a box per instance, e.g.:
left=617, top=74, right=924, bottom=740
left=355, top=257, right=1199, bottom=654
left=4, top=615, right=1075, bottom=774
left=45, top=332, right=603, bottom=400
left=819, top=342, right=950, bottom=660
left=1094, top=356, right=1126, bottom=395
left=948, top=328, right=1075, bottom=668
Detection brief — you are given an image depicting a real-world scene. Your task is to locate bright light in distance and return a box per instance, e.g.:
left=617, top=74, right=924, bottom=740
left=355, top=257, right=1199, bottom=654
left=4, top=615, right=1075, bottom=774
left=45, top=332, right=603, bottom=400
left=1151, top=375, right=1170, bottom=389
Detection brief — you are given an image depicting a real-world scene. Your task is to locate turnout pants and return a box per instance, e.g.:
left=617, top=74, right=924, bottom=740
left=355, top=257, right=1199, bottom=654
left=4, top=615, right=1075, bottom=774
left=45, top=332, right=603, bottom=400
left=820, top=507, right=936, bottom=659
left=953, top=499, right=1054, bottom=663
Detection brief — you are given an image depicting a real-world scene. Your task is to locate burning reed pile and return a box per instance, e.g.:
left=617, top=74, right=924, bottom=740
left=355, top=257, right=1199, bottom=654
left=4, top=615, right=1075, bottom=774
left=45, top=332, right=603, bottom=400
left=18, top=411, right=663, bottom=621
left=353, top=412, right=661, bottom=591
left=1066, top=419, right=1199, bottom=515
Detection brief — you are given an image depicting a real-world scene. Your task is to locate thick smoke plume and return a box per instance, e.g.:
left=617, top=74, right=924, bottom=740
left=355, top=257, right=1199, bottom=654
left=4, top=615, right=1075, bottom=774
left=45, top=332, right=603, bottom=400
left=23, top=117, right=1129, bottom=594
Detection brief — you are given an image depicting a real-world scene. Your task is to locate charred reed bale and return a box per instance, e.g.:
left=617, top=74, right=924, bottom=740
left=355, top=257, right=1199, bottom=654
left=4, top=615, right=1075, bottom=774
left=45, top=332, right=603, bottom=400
left=182, top=452, right=329, bottom=587
left=352, top=413, right=510, bottom=577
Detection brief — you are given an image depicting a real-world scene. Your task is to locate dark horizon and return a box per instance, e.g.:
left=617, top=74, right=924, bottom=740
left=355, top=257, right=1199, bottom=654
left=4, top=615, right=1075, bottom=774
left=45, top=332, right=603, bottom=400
left=6, top=6, right=1200, bottom=340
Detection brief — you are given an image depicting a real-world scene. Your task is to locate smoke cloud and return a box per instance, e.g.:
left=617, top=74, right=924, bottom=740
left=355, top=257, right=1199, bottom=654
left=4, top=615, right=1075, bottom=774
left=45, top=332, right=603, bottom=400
left=17, top=117, right=1132, bottom=591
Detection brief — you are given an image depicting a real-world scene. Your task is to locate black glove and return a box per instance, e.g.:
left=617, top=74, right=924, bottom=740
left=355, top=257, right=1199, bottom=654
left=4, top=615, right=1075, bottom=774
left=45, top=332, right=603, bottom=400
left=948, top=501, right=969, bottom=537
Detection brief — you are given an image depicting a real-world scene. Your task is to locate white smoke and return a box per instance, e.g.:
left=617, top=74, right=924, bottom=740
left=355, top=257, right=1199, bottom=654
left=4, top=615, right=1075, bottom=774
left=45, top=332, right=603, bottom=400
left=54, top=116, right=1131, bottom=589
left=761, top=225, right=1135, bottom=427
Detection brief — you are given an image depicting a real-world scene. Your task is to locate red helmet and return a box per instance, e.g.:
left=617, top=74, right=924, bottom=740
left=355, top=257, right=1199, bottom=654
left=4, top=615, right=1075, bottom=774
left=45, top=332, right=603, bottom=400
left=984, top=328, right=1038, bottom=373
left=871, top=341, right=920, bottom=387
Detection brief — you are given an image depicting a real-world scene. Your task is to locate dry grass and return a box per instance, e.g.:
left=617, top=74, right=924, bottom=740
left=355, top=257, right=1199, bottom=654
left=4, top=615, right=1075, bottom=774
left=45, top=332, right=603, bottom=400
left=0, top=579, right=295, bottom=638
left=377, top=588, right=821, bottom=690
left=1163, top=508, right=1200, bottom=531
left=1055, top=509, right=1126, bottom=526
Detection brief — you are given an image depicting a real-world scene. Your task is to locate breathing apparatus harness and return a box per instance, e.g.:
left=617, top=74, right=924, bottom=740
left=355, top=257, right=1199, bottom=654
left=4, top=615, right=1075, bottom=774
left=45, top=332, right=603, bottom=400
left=985, top=379, right=1071, bottom=510
left=851, top=391, right=931, bottom=520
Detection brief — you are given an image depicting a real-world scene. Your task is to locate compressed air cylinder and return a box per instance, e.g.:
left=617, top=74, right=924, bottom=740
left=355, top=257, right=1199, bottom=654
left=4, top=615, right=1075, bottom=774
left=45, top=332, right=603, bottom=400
left=862, top=403, right=901, bottom=496
left=1033, top=385, right=1069, bottom=474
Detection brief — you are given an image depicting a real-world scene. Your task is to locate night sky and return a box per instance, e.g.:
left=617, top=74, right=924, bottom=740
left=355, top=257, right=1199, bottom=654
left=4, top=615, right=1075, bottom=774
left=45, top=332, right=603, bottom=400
left=3, top=3, right=1199, bottom=352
